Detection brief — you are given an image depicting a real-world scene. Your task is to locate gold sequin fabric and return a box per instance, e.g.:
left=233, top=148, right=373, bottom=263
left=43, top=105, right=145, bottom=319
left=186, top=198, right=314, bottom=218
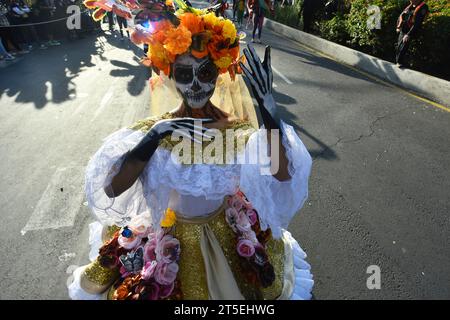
left=84, top=258, right=120, bottom=286
left=128, top=113, right=255, bottom=164
left=172, top=202, right=285, bottom=300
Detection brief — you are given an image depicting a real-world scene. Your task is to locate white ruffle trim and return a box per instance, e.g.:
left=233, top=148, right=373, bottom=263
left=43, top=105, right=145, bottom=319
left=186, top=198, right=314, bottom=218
left=283, top=230, right=314, bottom=300
left=88, top=221, right=104, bottom=262
left=67, top=266, right=104, bottom=300
left=240, top=121, right=312, bottom=238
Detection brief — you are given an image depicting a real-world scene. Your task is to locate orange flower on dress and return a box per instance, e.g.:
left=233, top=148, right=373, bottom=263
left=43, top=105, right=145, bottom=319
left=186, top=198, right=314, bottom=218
left=164, top=25, right=192, bottom=56
left=113, top=284, right=130, bottom=300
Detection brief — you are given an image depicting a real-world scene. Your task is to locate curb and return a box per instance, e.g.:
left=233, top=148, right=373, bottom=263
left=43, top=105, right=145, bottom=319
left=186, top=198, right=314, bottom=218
left=264, top=18, right=450, bottom=108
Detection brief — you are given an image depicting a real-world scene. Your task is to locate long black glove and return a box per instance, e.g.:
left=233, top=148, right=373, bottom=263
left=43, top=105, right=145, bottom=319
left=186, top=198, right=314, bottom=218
left=127, top=117, right=214, bottom=162
left=240, top=45, right=281, bottom=132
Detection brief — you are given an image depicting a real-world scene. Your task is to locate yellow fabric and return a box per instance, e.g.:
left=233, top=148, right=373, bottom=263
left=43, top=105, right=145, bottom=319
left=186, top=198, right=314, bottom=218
left=172, top=200, right=286, bottom=300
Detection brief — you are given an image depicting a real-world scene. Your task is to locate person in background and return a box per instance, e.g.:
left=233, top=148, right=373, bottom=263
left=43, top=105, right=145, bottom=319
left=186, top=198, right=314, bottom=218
left=395, top=0, right=428, bottom=67
left=1, top=0, right=28, bottom=54
left=298, top=0, right=316, bottom=33
left=116, top=14, right=129, bottom=40
left=236, top=0, right=245, bottom=28
left=106, top=10, right=114, bottom=31
left=8, top=0, right=47, bottom=49
left=248, top=0, right=273, bottom=43
left=0, top=36, right=15, bottom=60
left=36, top=0, right=61, bottom=46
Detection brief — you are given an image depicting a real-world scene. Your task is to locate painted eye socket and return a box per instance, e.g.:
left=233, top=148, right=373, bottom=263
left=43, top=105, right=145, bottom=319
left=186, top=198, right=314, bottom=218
left=174, top=66, right=194, bottom=84
left=198, top=61, right=218, bottom=83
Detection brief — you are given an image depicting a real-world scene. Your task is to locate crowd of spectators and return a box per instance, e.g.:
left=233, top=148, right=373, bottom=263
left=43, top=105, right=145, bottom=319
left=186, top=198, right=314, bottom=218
left=0, top=0, right=100, bottom=61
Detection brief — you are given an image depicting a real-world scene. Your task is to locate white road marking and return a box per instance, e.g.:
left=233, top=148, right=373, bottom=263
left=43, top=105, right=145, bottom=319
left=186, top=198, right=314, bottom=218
left=272, top=66, right=293, bottom=85
left=91, top=87, right=114, bottom=121
left=58, top=251, right=77, bottom=262
left=21, top=166, right=85, bottom=235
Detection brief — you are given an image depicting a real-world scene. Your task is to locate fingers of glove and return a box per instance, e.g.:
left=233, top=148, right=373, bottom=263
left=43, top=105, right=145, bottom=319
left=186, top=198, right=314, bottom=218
left=243, top=48, right=267, bottom=95
left=240, top=62, right=264, bottom=99
left=262, top=46, right=273, bottom=93
left=177, top=129, right=202, bottom=144
left=174, top=117, right=215, bottom=124
left=249, top=45, right=270, bottom=91
left=175, top=122, right=215, bottom=140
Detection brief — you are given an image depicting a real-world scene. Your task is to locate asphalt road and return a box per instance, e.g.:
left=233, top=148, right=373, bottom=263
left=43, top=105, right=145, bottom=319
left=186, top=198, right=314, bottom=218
left=0, top=2, right=449, bottom=299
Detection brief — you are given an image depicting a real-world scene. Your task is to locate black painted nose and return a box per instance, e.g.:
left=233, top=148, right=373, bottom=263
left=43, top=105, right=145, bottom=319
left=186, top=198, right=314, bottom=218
left=191, top=80, right=202, bottom=92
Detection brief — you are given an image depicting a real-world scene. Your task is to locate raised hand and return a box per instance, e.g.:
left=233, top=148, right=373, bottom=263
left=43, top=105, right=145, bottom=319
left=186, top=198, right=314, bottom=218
left=128, top=117, right=214, bottom=162
left=239, top=44, right=281, bottom=130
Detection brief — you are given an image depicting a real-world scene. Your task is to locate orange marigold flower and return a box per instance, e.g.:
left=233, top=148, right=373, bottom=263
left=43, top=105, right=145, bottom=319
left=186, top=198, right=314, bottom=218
left=164, top=25, right=192, bottom=56
left=149, top=43, right=171, bottom=76
left=113, top=284, right=130, bottom=300
left=179, top=13, right=204, bottom=35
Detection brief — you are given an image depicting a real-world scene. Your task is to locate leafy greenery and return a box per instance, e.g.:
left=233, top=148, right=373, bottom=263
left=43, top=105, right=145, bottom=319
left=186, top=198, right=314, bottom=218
left=272, top=0, right=450, bottom=79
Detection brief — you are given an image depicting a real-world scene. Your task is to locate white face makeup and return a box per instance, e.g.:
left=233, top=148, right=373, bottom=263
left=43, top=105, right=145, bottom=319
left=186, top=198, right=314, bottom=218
left=172, top=53, right=219, bottom=109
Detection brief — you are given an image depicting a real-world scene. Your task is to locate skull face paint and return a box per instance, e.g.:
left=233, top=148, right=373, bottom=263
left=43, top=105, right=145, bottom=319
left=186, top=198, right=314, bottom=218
left=172, top=53, right=219, bottom=109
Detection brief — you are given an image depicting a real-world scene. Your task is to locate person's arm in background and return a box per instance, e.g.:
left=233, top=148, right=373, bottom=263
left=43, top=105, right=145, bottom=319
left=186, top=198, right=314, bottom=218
left=407, top=5, right=428, bottom=37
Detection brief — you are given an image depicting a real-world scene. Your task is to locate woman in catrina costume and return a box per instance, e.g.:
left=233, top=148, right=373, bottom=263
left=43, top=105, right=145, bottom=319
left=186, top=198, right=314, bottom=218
left=68, top=0, right=313, bottom=300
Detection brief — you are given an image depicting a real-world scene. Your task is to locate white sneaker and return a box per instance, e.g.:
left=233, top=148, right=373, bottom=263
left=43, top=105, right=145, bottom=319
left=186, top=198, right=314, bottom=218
left=6, top=54, right=15, bottom=61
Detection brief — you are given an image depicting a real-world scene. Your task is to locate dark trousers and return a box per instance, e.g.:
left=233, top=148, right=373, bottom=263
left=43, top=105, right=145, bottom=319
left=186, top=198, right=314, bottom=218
left=0, top=28, right=22, bottom=51
left=107, top=11, right=115, bottom=30
left=302, top=10, right=313, bottom=33
left=117, top=16, right=128, bottom=37
left=252, top=10, right=264, bottom=39
left=396, top=32, right=410, bottom=65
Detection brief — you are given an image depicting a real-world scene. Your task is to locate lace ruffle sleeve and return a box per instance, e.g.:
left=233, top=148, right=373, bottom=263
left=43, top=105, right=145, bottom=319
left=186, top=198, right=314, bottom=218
left=239, top=121, right=312, bottom=238
left=85, top=128, right=150, bottom=226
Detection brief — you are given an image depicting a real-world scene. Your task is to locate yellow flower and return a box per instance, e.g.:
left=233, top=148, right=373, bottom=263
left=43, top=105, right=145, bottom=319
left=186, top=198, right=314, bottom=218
left=214, top=55, right=233, bottom=70
left=161, top=208, right=177, bottom=228
left=221, top=19, right=237, bottom=44
left=202, top=12, right=220, bottom=28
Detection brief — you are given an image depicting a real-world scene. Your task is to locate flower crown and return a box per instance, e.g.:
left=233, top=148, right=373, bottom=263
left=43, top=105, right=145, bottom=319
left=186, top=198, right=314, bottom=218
left=84, top=0, right=242, bottom=78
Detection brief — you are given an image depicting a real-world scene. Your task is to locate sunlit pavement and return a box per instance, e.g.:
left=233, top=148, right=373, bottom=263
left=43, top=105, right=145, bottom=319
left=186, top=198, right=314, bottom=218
left=0, top=1, right=449, bottom=299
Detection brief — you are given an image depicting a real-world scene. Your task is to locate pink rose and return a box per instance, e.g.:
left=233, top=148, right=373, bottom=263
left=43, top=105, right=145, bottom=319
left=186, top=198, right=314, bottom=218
left=236, top=211, right=252, bottom=233
left=143, top=241, right=157, bottom=263
left=159, top=282, right=175, bottom=298
left=246, top=209, right=258, bottom=226
left=118, top=234, right=140, bottom=250
left=129, top=214, right=152, bottom=238
left=242, top=230, right=258, bottom=244
left=225, top=207, right=239, bottom=232
left=155, top=235, right=180, bottom=264
left=237, top=239, right=255, bottom=258
left=145, top=281, right=160, bottom=300
left=154, top=262, right=179, bottom=285
left=229, top=196, right=245, bottom=212
left=141, top=260, right=157, bottom=280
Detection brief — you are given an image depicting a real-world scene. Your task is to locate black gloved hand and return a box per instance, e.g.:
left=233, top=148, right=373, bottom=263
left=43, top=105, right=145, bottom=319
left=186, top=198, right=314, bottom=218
left=127, top=117, right=214, bottom=162
left=240, top=45, right=281, bottom=131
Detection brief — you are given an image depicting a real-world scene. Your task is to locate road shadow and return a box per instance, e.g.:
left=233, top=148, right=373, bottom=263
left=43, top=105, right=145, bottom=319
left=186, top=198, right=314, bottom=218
left=100, top=30, right=152, bottom=97
left=250, top=85, right=338, bottom=161
left=276, top=103, right=338, bottom=161
left=0, top=30, right=107, bottom=109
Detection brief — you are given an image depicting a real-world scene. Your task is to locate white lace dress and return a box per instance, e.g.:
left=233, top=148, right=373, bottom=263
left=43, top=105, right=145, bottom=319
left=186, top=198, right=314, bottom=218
left=68, top=120, right=314, bottom=300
